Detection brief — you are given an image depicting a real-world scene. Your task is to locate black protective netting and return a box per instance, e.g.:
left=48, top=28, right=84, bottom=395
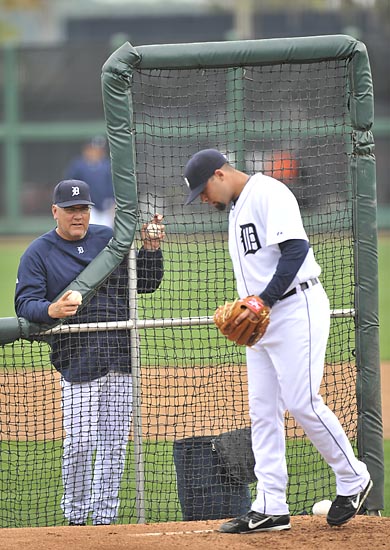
left=0, top=58, right=357, bottom=527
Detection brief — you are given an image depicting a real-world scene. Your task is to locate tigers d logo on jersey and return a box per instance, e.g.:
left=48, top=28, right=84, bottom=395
left=240, top=223, right=261, bottom=255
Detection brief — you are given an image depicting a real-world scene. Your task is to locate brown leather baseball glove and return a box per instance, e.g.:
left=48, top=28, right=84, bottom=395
left=213, top=295, right=270, bottom=347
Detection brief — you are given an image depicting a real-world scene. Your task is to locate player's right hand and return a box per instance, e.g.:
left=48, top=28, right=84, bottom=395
left=48, top=290, right=81, bottom=319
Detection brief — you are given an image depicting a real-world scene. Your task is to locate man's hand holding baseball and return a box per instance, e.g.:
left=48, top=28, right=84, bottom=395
left=48, top=290, right=82, bottom=319
left=141, top=213, right=165, bottom=251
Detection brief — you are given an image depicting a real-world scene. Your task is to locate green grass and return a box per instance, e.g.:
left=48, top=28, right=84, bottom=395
left=0, top=440, right=182, bottom=527
left=1, top=234, right=388, bottom=359
left=3, top=438, right=385, bottom=527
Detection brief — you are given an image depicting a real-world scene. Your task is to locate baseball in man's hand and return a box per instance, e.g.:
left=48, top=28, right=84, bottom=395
left=67, top=290, right=83, bottom=304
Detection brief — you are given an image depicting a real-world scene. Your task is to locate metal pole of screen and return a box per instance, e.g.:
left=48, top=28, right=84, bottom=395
left=128, top=243, right=146, bottom=522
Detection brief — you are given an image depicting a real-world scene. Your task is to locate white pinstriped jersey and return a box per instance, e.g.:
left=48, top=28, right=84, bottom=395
left=228, top=173, right=321, bottom=298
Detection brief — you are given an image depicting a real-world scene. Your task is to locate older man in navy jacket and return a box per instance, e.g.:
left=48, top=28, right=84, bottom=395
left=15, top=179, right=165, bottom=526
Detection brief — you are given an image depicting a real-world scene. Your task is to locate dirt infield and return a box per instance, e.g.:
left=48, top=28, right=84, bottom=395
left=1, top=362, right=388, bottom=441
left=1, top=516, right=389, bottom=550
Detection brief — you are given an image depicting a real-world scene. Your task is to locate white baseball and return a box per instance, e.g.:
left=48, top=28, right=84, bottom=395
left=146, top=223, right=162, bottom=238
left=312, top=499, right=332, bottom=516
left=67, top=290, right=82, bottom=304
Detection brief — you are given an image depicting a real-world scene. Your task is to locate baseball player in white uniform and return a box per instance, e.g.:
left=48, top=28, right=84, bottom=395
left=183, top=149, right=372, bottom=533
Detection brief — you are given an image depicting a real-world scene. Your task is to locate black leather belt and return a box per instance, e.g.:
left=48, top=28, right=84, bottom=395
left=279, top=278, right=319, bottom=301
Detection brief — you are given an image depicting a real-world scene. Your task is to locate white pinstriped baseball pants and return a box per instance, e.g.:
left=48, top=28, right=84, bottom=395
left=61, top=372, right=132, bottom=525
left=247, top=281, right=370, bottom=515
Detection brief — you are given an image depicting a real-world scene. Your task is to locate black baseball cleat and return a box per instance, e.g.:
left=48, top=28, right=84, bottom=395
left=219, top=510, right=291, bottom=534
left=68, top=522, right=86, bottom=526
left=327, top=478, right=373, bottom=527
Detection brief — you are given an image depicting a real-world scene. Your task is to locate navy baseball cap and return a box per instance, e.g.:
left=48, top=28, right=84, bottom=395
left=53, top=180, right=95, bottom=207
left=184, top=149, right=228, bottom=205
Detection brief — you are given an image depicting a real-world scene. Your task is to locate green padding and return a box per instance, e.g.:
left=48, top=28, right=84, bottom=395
left=0, top=316, right=31, bottom=344
left=352, top=133, right=384, bottom=510
left=47, top=43, right=142, bottom=310
left=101, top=42, right=141, bottom=253
left=0, top=317, right=21, bottom=345
left=348, top=42, right=374, bottom=131
left=136, top=34, right=357, bottom=69
left=0, top=42, right=142, bottom=341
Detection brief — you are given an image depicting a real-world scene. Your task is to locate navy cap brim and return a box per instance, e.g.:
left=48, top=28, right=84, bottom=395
left=185, top=182, right=206, bottom=205
left=56, top=199, right=95, bottom=207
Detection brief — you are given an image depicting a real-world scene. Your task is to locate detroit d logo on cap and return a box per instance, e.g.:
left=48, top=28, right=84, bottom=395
left=72, top=186, right=81, bottom=197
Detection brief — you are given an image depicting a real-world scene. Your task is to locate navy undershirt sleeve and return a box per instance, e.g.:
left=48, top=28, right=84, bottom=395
left=259, top=239, right=310, bottom=307
left=136, top=247, right=164, bottom=293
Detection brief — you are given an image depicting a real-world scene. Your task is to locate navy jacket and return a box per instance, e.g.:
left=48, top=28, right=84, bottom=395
left=15, top=225, right=163, bottom=382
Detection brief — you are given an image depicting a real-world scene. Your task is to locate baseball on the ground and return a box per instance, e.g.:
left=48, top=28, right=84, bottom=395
left=67, top=290, right=82, bottom=304
left=146, top=223, right=162, bottom=238
left=312, top=499, right=332, bottom=516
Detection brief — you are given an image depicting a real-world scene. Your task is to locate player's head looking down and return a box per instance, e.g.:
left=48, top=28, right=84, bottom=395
left=184, top=149, right=249, bottom=211
left=184, top=149, right=228, bottom=205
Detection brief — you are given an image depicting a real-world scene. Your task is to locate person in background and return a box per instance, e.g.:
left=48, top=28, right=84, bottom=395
left=15, top=179, right=165, bottom=526
left=65, top=136, right=115, bottom=227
